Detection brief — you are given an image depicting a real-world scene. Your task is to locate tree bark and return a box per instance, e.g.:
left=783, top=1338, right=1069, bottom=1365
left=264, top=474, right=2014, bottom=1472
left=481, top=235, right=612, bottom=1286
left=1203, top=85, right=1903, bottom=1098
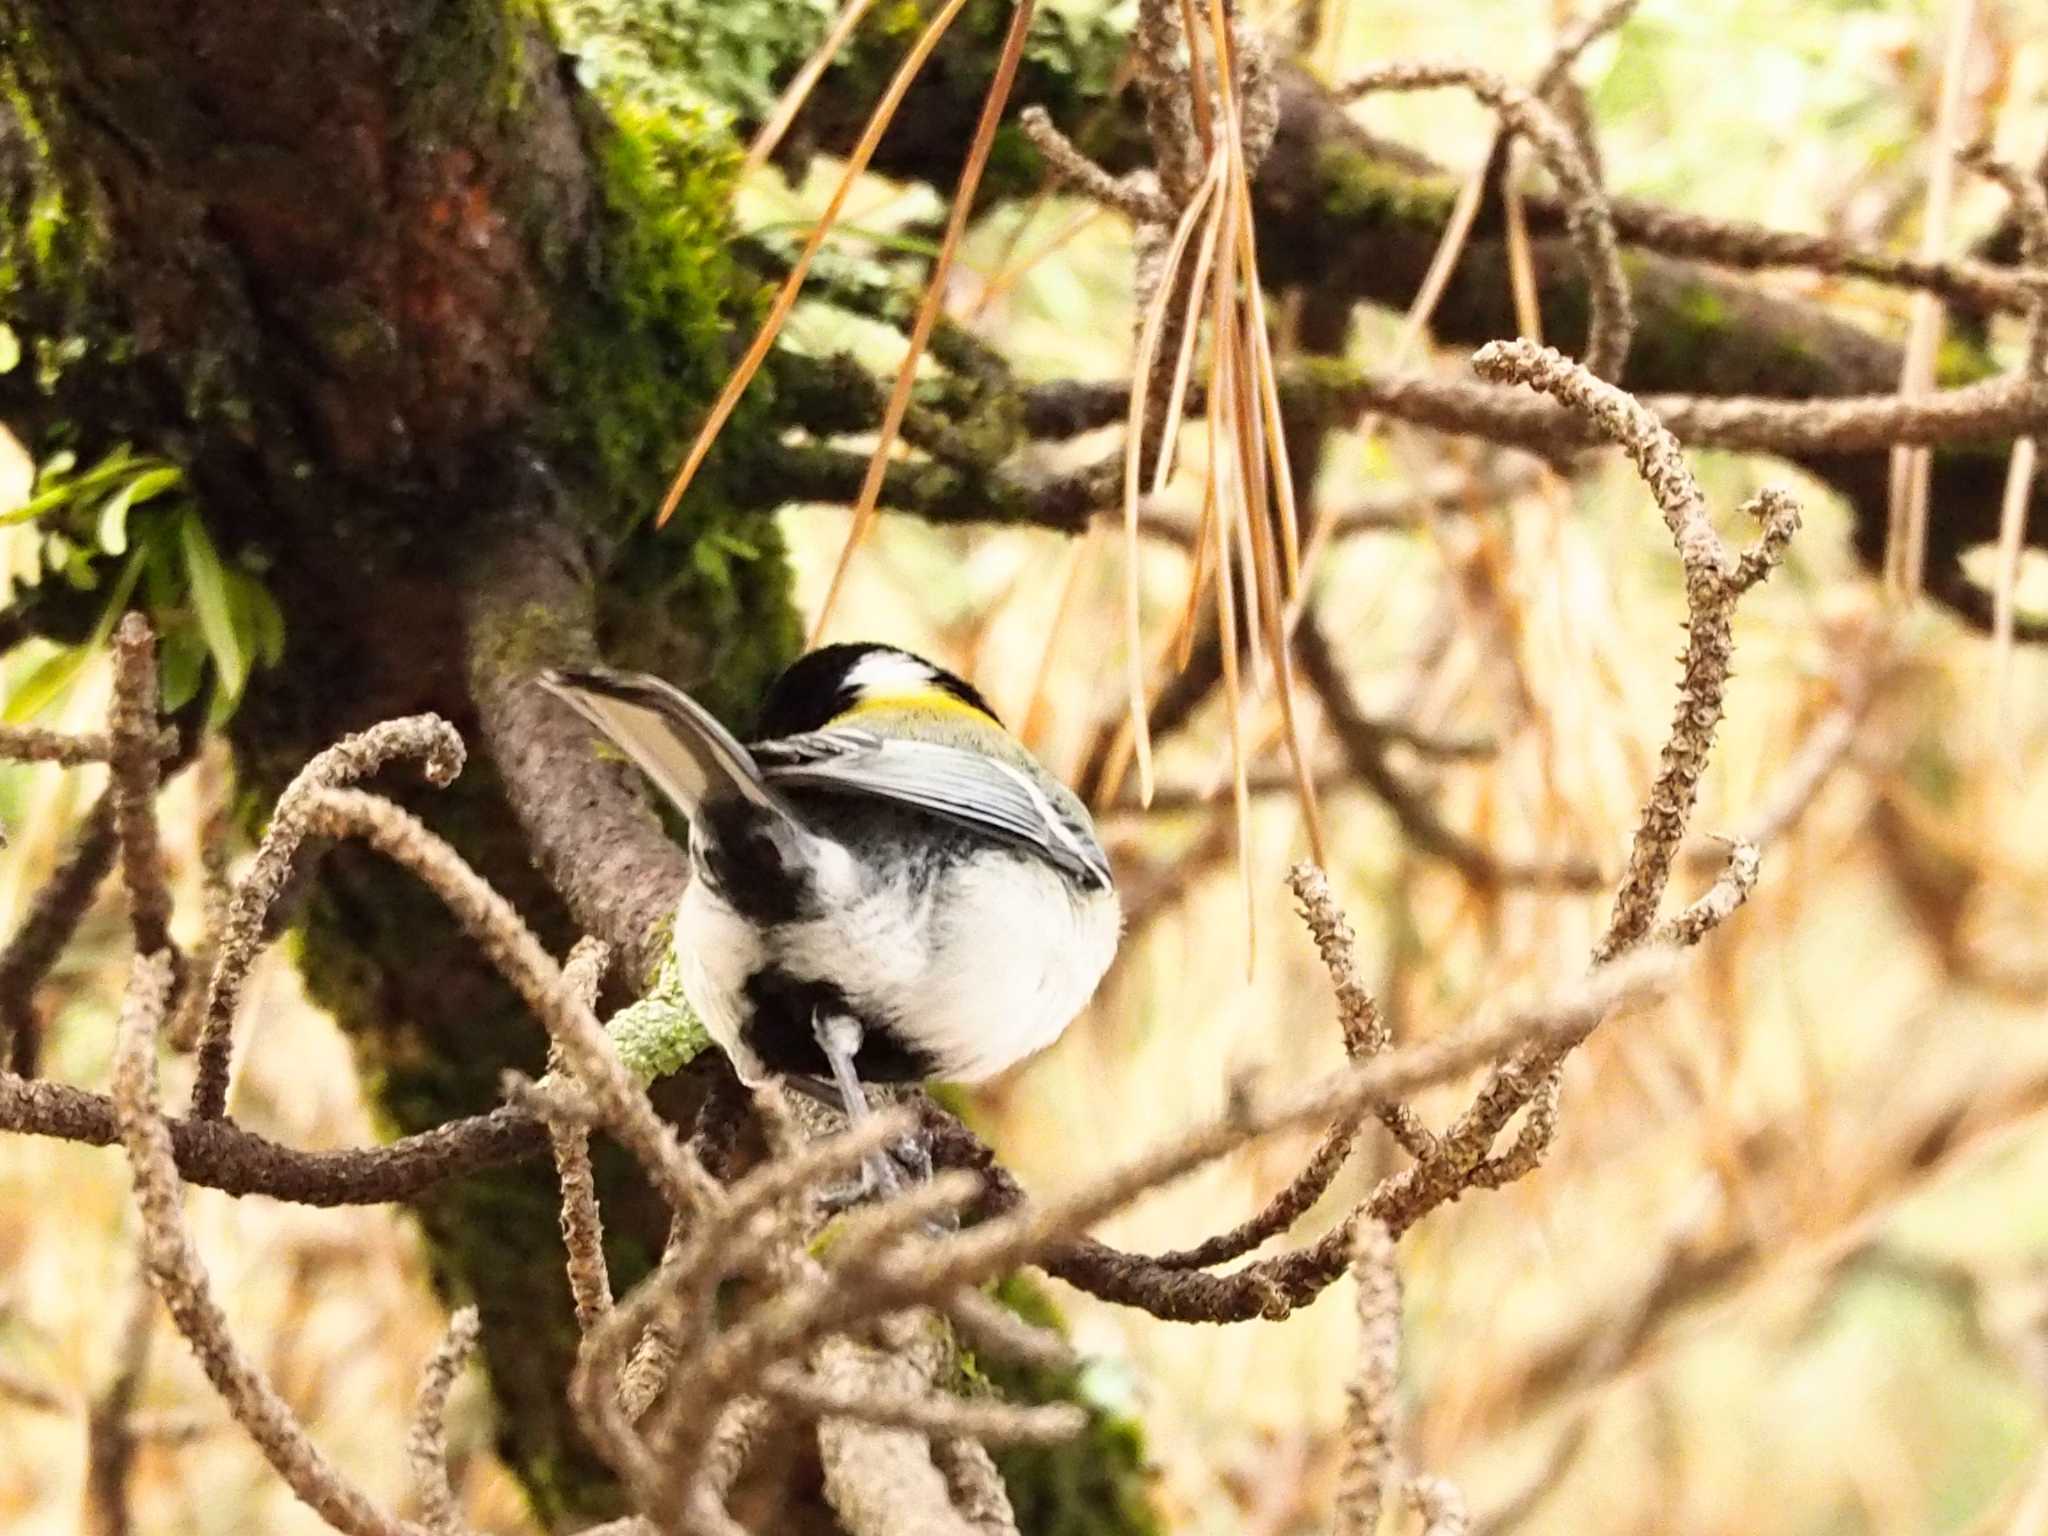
left=3, top=0, right=797, bottom=1520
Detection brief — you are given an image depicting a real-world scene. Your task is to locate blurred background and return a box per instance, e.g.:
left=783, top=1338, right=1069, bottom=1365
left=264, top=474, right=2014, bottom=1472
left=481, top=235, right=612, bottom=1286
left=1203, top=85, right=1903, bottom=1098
left=8, top=1, right=2048, bottom=1532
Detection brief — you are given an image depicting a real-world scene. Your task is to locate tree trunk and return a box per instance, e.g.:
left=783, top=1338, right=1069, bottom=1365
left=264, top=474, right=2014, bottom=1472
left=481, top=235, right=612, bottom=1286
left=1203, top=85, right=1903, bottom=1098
left=3, top=0, right=799, bottom=1520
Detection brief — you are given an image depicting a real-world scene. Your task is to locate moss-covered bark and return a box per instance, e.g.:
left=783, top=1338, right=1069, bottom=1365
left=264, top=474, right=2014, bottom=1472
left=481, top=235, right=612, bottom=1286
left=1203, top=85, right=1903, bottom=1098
left=0, top=0, right=796, bottom=1521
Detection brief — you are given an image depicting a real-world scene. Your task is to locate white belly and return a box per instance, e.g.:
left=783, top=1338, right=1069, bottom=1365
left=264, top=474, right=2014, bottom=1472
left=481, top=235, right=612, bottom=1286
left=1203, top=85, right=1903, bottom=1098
left=672, top=850, right=1120, bottom=1085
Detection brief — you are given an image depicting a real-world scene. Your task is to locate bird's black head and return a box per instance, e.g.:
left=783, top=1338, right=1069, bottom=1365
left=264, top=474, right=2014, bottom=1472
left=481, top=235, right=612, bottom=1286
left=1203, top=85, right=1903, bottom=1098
left=752, top=643, right=1003, bottom=738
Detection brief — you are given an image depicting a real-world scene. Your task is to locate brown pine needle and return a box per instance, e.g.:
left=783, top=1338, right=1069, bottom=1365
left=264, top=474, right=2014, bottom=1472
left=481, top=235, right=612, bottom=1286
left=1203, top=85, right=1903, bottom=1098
left=809, top=0, right=1039, bottom=646
left=1021, top=523, right=1096, bottom=752
left=1206, top=254, right=1256, bottom=970
left=970, top=201, right=1104, bottom=322
left=1987, top=435, right=2037, bottom=754
left=1243, top=244, right=1303, bottom=594
left=1885, top=0, right=1979, bottom=598
left=656, top=0, right=976, bottom=531
left=1151, top=190, right=1231, bottom=499
left=1122, top=149, right=1229, bottom=806
left=1172, top=476, right=1220, bottom=669
left=1503, top=140, right=1546, bottom=344
left=1175, top=0, right=1218, bottom=158
left=742, top=0, right=884, bottom=182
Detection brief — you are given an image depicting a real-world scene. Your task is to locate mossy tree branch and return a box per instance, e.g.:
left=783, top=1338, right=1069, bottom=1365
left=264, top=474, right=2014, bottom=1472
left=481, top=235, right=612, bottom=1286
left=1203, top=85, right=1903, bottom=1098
left=760, top=4, right=2047, bottom=624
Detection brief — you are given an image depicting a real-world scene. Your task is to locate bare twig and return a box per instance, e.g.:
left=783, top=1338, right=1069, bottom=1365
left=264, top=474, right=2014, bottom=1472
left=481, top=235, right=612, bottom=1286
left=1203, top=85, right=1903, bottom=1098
left=0, top=1075, right=545, bottom=1205
left=549, top=938, right=615, bottom=1333
left=0, top=794, right=116, bottom=1073
left=1468, top=340, right=1794, bottom=960
left=290, top=786, right=717, bottom=1220
left=1021, top=106, right=1171, bottom=222
left=407, top=1306, right=481, bottom=1535
left=761, top=1359, right=1083, bottom=1445
left=1297, top=613, right=1603, bottom=890
left=1149, top=864, right=1434, bottom=1271
left=1341, top=62, right=1632, bottom=379
left=83, top=1268, right=157, bottom=1536
left=112, top=949, right=426, bottom=1536
left=108, top=616, right=175, bottom=969
left=1335, top=1219, right=1402, bottom=1536
left=0, top=724, right=173, bottom=766
left=190, top=714, right=465, bottom=1119
left=1017, top=367, right=2048, bottom=459
left=751, top=951, right=1675, bottom=1343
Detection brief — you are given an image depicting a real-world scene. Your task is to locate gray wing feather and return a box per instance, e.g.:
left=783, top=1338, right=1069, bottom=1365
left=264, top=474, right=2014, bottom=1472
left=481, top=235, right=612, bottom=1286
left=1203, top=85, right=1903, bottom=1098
left=755, top=729, right=1112, bottom=888
left=538, top=667, right=781, bottom=819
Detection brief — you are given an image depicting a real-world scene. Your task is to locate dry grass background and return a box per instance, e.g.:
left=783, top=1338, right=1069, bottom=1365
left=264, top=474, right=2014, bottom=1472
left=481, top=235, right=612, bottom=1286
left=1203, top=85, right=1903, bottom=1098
left=8, top=1, right=2048, bottom=1532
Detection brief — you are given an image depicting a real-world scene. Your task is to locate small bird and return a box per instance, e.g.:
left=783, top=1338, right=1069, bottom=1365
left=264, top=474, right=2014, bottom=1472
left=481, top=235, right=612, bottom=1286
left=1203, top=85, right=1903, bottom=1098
left=538, top=643, right=1120, bottom=1177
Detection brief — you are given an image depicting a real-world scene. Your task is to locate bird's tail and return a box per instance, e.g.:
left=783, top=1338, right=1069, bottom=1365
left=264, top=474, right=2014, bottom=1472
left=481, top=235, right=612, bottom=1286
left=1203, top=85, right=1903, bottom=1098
left=538, top=666, right=786, bottom=821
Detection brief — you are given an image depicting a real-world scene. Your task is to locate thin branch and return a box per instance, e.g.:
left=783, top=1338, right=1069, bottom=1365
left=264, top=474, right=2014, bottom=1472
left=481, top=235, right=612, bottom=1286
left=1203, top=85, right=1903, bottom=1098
left=1016, top=367, right=2048, bottom=458
left=760, top=1359, right=1083, bottom=1445
left=1335, top=1219, right=1402, bottom=1536
left=0, top=794, right=116, bottom=1074
left=548, top=938, right=615, bottom=1334
left=407, top=1306, right=481, bottom=1536
left=1340, top=61, right=1632, bottom=379
left=0, top=724, right=173, bottom=766
left=1297, top=612, right=1603, bottom=890
left=83, top=1267, right=157, bottom=1536
left=190, top=714, right=466, bottom=1120
left=290, top=786, right=717, bottom=1221
left=108, top=616, right=174, bottom=969
left=814, top=952, right=1675, bottom=1333
left=1148, top=864, right=1434, bottom=1271
left=0, top=1073, right=547, bottom=1205
left=111, top=949, right=426, bottom=1536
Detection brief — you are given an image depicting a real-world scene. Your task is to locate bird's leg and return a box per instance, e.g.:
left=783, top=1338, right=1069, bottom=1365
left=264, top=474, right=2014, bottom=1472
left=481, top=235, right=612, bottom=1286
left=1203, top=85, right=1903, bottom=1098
left=812, top=1014, right=902, bottom=1201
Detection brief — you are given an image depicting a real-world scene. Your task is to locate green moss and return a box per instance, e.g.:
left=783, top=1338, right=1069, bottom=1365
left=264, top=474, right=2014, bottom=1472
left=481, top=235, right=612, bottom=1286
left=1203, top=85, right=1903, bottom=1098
left=557, top=0, right=837, bottom=123
left=977, top=1273, right=1163, bottom=1536
left=397, top=0, right=539, bottom=134
left=1671, top=279, right=1729, bottom=335
left=1936, top=331, right=1999, bottom=389
left=538, top=102, right=749, bottom=513
left=0, top=20, right=106, bottom=388
left=605, top=941, right=712, bottom=1082
left=1315, top=144, right=1465, bottom=231
left=535, top=99, right=801, bottom=721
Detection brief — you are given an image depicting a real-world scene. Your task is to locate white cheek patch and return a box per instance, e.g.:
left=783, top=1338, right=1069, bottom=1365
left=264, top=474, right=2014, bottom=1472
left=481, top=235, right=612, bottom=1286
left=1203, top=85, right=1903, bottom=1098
left=842, top=649, right=939, bottom=699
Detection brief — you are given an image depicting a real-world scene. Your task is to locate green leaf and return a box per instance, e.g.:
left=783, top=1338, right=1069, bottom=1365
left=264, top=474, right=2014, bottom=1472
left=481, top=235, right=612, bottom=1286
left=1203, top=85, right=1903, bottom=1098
left=3, top=448, right=151, bottom=528
left=3, top=644, right=95, bottom=723
left=234, top=567, right=286, bottom=668
left=60, top=543, right=100, bottom=591
left=0, top=324, right=19, bottom=375
left=2, top=547, right=146, bottom=723
left=179, top=507, right=248, bottom=704
left=94, top=466, right=182, bottom=556
left=690, top=536, right=731, bottom=588
left=157, top=625, right=208, bottom=714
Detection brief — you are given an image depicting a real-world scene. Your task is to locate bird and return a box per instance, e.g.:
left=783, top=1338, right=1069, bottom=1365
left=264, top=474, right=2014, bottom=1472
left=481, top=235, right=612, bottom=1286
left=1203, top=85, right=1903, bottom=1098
left=537, top=642, right=1120, bottom=1186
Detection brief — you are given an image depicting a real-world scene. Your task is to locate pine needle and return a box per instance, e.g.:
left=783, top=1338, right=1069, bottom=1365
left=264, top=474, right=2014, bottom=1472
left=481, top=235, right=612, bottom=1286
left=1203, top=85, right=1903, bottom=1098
left=1885, top=0, right=1979, bottom=598
left=809, top=0, right=1040, bottom=645
left=742, top=0, right=884, bottom=182
left=656, top=0, right=977, bottom=531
